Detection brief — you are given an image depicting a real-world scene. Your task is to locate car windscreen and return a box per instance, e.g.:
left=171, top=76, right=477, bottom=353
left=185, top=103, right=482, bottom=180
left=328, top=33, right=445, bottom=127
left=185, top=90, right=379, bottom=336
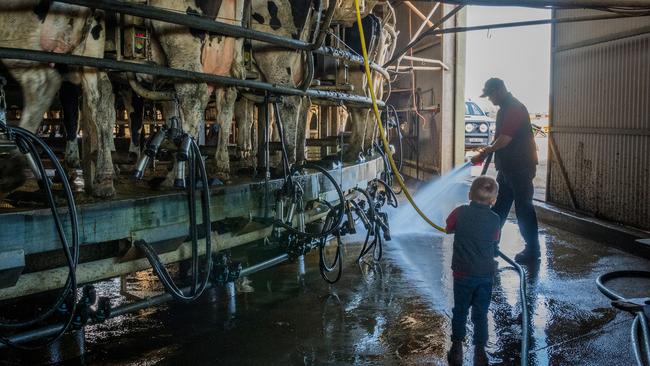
left=465, top=102, right=484, bottom=116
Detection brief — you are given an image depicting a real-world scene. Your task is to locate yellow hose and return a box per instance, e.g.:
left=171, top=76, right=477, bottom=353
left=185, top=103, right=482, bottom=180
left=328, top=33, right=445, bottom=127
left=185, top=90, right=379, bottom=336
left=353, top=0, right=447, bottom=234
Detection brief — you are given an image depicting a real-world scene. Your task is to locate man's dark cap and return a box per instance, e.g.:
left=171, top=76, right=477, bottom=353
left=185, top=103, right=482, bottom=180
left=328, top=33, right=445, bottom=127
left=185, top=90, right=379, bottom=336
left=480, top=78, right=506, bottom=98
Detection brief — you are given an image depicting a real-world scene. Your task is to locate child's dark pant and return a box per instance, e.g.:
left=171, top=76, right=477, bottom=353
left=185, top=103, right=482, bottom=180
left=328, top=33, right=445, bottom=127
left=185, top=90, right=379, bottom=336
left=451, top=275, right=493, bottom=346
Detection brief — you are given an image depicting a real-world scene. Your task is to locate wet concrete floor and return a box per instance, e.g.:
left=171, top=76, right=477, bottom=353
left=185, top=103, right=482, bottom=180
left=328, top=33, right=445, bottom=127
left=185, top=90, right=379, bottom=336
left=2, top=216, right=649, bottom=365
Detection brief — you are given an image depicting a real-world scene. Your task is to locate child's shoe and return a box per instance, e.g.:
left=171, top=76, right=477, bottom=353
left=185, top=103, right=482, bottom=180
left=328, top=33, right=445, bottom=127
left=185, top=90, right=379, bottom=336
left=447, top=341, right=463, bottom=366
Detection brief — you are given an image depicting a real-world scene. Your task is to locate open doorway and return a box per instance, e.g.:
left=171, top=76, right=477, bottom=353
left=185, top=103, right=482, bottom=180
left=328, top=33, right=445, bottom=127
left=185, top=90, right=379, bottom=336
left=464, top=6, right=551, bottom=201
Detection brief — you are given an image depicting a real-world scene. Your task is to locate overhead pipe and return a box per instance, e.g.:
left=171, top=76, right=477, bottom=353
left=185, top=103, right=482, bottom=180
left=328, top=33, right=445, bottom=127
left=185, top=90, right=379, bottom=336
left=384, top=8, right=644, bottom=67
left=402, top=1, right=436, bottom=27
left=420, top=0, right=650, bottom=8
left=0, top=47, right=385, bottom=108
left=54, top=0, right=389, bottom=79
left=401, top=55, right=449, bottom=70
left=408, top=2, right=442, bottom=41
left=383, top=5, right=464, bottom=67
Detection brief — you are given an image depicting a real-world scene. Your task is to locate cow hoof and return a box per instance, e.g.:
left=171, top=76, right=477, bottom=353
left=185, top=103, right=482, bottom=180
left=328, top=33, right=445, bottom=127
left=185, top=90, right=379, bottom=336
left=92, top=178, right=115, bottom=198
left=212, top=171, right=230, bottom=184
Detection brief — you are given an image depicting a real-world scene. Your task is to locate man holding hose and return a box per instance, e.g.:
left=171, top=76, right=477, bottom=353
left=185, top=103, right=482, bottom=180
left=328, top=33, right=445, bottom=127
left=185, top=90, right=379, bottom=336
left=471, top=78, right=540, bottom=263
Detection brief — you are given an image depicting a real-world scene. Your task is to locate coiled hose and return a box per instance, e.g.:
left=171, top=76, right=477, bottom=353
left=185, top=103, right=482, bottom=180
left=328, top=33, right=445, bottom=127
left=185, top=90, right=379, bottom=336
left=316, top=199, right=343, bottom=284
left=597, top=271, right=650, bottom=366
left=0, top=123, right=79, bottom=350
left=136, top=138, right=213, bottom=302
left=353, top=186, right=379, bottom=262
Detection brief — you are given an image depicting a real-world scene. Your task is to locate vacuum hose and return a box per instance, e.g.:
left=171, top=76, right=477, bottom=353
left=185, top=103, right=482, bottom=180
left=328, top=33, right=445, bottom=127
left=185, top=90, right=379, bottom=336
left=480, top=152, right=530, bottom=366
left=0, top=110, right=79, bottom=349
left=134, top=128, right=213, bottom=302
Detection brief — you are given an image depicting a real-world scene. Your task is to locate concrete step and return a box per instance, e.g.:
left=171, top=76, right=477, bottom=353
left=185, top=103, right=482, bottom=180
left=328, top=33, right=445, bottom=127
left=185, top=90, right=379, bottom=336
left=534, top=200, right=650, bottom=259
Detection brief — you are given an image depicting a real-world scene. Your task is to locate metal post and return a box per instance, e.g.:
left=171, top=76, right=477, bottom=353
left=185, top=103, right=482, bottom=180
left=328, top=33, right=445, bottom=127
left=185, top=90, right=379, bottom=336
left=415, top=111, right=420, bottom=180
left=297, top=255, right=306, bottom=285
left=226, top=281, right=236, bottom=317
left=263, top=97, right=271, bottom=218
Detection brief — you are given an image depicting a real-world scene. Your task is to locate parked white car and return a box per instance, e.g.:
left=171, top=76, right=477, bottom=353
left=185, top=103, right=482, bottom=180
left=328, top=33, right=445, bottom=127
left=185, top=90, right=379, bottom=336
left=465, top=100, right=496, bottom=150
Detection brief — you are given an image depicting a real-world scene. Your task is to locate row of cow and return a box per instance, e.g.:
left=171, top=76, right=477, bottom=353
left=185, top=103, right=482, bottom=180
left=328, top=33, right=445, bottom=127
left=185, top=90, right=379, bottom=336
left=0, top=0, right=396, bottom=198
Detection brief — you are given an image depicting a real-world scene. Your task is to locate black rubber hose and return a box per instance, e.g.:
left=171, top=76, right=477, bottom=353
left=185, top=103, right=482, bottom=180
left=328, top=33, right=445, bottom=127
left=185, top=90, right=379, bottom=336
left=388, top=104, right=403, bottom=172
left=497, top=251, right=529, bottom=366
left=480, top=150, right=529, bottom=366
left=137, top=138, right=212, bottom=302
left=596, top=271, right=650, bottom=366
left=352, top=187, right=376, bottom=223
left=352, top=187, right=379, bottom=263
left=317, top=201, right=343, bottom=284
left=375, top=178, right=399, bottom=208
left=0, top=126, right=79, bottom=350
left=358, top=224, right=383, bottom=262
left=274, top=163, right=346, bottom=240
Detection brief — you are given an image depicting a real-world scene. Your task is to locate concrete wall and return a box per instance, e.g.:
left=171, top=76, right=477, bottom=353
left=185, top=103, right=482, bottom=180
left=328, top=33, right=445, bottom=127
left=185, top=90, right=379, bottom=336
left=549, top=10, right=650, bottom=230
left=388, top=3, right=465, bottom=180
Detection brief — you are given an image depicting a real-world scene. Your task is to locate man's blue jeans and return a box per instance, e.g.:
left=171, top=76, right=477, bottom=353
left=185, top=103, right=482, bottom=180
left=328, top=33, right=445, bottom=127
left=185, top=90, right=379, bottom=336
left=451, top=275, right=493, bottom=346
left=492, top=167, right=540, bottom=254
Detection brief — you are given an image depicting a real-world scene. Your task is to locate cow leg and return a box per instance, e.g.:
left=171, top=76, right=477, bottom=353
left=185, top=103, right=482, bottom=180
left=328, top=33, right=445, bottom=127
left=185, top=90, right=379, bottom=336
left=162, top=82, right=210, bottom=188
left=59, top=81, right=81, bottom=170
left=9, top=66, right=62, bottom=133
left=343, top=108, right=369, bottom=162
left=121, top=89, right=145, bottom=159
left=80, top=70, right=116, bottom=198
left=2, top=66, right=60, bottom=192
left=235, top=97, right=254, bottom=168
left=209, top=86, right=237, bottom=182
left=277, top=95, right=303, bottom=166
left=294, top=97, right=311, bottom=165
left=364, top=112, right=377, bottom=153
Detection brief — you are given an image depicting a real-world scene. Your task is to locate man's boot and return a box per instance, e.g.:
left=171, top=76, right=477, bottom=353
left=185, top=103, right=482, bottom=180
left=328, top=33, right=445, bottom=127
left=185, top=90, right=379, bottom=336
left=514, top=249, right=540, bottom=263
left=447, top=341, right=463, bottom=366
left=474, top=346, right=489, bottom=366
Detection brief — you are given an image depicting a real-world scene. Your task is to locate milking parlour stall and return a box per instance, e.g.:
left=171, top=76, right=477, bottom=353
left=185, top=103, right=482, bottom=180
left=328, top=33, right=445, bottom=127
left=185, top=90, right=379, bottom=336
left=0, top=1, right=649, bottom=365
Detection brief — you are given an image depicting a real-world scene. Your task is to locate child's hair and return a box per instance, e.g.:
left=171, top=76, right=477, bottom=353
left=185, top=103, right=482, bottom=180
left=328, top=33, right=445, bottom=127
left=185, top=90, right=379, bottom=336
left=470, top=176, right=499, bottom=204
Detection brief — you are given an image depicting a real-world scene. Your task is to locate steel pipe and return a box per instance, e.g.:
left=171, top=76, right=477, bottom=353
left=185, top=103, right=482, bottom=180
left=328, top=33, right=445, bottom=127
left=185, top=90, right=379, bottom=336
left=384, top=9, right=645, bottom=66
left=423, top=0, right=650, bottom=8
left=403, top=1, right=436, bottom=27
left=0, top=253, right=292, bottom=349
left=401, top=55, right=450, bottom=70
left=54, top=0, right=389, bottom=77
left=0, top=47, right=384, bottom=108
left=408, top=2, right=441, bottom=41
left=240, top=254, right=290, bottom=277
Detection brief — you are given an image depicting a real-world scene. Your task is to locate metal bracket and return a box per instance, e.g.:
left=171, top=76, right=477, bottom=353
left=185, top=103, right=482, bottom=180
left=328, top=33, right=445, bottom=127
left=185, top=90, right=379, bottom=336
left=211, top=252, right=243, bottom=286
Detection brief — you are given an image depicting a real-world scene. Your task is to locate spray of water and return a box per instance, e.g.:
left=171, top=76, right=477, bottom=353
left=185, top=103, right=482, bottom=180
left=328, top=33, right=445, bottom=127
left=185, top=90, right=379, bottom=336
left=390, top=161, right=473, bottom=236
